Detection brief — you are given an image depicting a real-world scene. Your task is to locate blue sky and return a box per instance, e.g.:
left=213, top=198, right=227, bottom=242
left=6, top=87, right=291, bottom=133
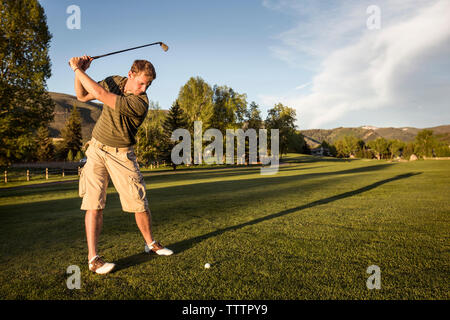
left=40, top=0, right=450, bottom=129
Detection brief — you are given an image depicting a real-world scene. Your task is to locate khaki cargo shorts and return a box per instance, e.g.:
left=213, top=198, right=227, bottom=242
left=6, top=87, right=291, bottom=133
left=79, top=137, right=149, bottom=213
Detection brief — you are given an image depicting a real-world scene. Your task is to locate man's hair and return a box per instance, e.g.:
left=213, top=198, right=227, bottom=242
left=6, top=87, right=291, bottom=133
left=130, top=60, right=156, bottom=80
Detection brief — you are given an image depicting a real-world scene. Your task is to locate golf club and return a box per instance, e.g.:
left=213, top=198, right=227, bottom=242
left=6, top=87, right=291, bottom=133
left=68, top=41, right=168, bottom=68
left=91, top=41, right=169, bottom=60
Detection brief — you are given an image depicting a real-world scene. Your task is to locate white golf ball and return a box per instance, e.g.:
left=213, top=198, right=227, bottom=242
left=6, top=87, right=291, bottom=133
left=204, top=263, right=211, bottom=269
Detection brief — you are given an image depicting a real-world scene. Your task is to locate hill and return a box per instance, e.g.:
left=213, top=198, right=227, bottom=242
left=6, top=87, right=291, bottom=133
left=301, top=125, right=450, bottom=148
left=49, top=92, right=102, bottom=142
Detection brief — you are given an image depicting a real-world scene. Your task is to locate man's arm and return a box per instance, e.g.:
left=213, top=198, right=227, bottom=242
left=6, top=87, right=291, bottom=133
left=74, top=73, right=95, bottom=102
left=70, top=56, right=117, bottom=109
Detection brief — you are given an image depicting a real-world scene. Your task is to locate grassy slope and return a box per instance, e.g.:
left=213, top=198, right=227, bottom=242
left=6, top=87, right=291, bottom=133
left=0, top=156, right=448, bottom=299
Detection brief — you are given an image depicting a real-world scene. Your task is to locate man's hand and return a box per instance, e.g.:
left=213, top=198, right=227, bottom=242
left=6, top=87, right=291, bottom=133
left=69, top=55, right=93, bottom=71
left=69, top=56, right=83, bottom=71
left=80, top=55, right=93, bottom=71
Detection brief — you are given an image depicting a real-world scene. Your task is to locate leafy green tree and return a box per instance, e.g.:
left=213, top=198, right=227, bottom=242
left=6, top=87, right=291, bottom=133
left=36, top=125, right=54, bottom=161
left=434, top=142, right=450, bottom=157
left=387, top=139, right=405, bottom=159
left=334, top=136, right=359, bottom=158
left=211, top=85, right=247, bottom=133
left=61, top=104, right=82, bottom=160
left=0, top=0, right=54, bottom=165
left=402, top=142, right=416, bottom=160
left=265, top=103, right=297, bottom=157
left=135, top=101, right=167, bottom=166
left=414, top=129, right=437, bottom=158
left=368, top=137, right=389, bottom=160
left=177, top=77, right=214, bottom=130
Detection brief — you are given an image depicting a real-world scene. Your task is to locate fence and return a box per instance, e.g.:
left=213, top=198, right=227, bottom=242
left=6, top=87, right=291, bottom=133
left=3, top=166, right=81, bottom=184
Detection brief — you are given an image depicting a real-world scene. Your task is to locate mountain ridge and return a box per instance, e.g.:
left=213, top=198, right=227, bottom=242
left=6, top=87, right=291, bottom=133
left=301, top=125, right=450, bottom=148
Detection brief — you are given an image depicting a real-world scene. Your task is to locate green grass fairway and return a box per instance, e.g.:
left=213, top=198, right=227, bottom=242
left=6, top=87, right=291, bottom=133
left=0, top=155, right=449, bottom=299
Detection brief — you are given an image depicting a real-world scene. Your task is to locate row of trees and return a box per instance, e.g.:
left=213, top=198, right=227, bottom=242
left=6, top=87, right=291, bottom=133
left=16, top=76, right=307, bottom=166
left=322, top=130, right=450, bottom=159
left=134, top=77, right=308, bottom=168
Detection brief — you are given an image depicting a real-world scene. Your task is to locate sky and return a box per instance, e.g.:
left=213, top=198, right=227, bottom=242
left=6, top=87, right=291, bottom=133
left=39, top=0, right=450, bottom=130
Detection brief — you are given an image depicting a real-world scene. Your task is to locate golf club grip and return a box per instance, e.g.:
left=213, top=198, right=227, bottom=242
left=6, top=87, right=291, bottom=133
left=91, top=42, right=162, bottom=60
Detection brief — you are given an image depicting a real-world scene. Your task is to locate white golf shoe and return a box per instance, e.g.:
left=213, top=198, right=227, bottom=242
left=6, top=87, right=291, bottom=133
left=144, top=241, right=173, bottom=256
left=88, top=255, right=115, bottom=274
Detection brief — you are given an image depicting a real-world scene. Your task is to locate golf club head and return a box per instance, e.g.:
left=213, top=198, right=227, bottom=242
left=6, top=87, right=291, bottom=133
left=160, top=42, right=169, bottom=52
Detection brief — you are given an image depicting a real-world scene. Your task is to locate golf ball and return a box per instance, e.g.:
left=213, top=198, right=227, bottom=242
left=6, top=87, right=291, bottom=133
left=204, top=263, right=211, bottom=269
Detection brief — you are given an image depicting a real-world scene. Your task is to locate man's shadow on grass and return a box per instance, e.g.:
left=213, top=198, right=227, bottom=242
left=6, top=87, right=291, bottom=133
left=114, top=172, right=421, bottom=272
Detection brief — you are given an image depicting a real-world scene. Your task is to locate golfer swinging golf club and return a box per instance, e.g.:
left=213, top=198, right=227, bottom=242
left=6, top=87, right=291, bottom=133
left=69, top=55, right=173, bottom=274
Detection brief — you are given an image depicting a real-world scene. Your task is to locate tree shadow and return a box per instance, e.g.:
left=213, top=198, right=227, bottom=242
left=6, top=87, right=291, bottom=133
left=114, top=172, right=422, bottom=272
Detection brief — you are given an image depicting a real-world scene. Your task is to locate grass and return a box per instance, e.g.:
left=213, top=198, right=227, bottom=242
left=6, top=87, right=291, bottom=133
left=0, top=154, right=449, bottom=299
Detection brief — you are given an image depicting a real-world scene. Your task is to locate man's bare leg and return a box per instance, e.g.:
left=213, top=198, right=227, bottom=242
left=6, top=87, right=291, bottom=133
left=135, top=210, right=173, bottom=255
left=85, top=209, right=103, bottom=261
left=135, top=210, right=154, bottom=245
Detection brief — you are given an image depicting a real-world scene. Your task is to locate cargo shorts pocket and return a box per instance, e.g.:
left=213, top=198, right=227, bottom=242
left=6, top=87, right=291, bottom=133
left=129, top=175, right=146, bottom=201
left=79, top=168, right=86, bottom=198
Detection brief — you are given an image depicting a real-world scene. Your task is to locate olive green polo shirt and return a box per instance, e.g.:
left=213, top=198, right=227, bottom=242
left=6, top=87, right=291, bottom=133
left=91, top=75, right=149, bottom=147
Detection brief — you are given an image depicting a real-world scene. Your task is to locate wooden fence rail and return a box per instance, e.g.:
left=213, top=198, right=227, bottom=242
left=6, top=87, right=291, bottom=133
left=2, top=167, right=81, bottom=184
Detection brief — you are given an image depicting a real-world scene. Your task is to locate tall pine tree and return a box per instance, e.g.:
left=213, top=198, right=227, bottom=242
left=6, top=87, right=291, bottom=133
left=162, top=100, right=187, bottom=170
left=61, top=104, right=82, bottom=161
left=36, top=125, right=54, bottom=161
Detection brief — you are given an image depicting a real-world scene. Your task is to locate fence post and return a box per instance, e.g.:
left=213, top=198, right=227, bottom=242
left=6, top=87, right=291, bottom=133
left=62, top=169, right=65, bottom=177
left=4, top=170, right=7, bottom=183
left=45, top=168, right=48, bottom=180
left=27, top=169, right=30, bottom=181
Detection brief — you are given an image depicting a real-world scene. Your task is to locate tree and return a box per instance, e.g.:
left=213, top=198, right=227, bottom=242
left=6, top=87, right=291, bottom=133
left=334, top=136, right=360, bottom=158
left=287, top=131, right=309, bottom=154
left=0, top=0, right=54, bottom=165
left=60, top=104, right=82, bottom=160
left=402, top=142, right=416, bottom=160
left=177, top=77, right=214, bottom=130
left=135, top=101, right=167, bottom=166
left=36, top=125, right=54, bottom=161
left=211, top=85, right=247, bottom=133
left=387, top=139, right=405, bottom=160
left=246, top=101, right=263, bottom=131
left=434, top=142, right=450, bottom=157
left=162, top=100, right=187, bottom=170
left=367, top=137, right=389, bottom=160
left=265, top=103, right=297, bottom=157
left=415, top=129, right=437, bottom=158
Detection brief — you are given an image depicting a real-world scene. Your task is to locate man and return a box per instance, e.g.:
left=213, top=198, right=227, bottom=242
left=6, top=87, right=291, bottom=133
left=69, top=55, right=173, bottom=275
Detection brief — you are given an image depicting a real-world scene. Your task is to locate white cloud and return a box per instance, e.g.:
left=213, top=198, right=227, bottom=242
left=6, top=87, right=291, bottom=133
left=262, top=0, right=450, bottom=129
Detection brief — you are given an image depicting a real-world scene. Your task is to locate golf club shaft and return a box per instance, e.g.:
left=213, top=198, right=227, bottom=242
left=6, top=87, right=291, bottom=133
left=91, top=42, right=166, bottom=59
